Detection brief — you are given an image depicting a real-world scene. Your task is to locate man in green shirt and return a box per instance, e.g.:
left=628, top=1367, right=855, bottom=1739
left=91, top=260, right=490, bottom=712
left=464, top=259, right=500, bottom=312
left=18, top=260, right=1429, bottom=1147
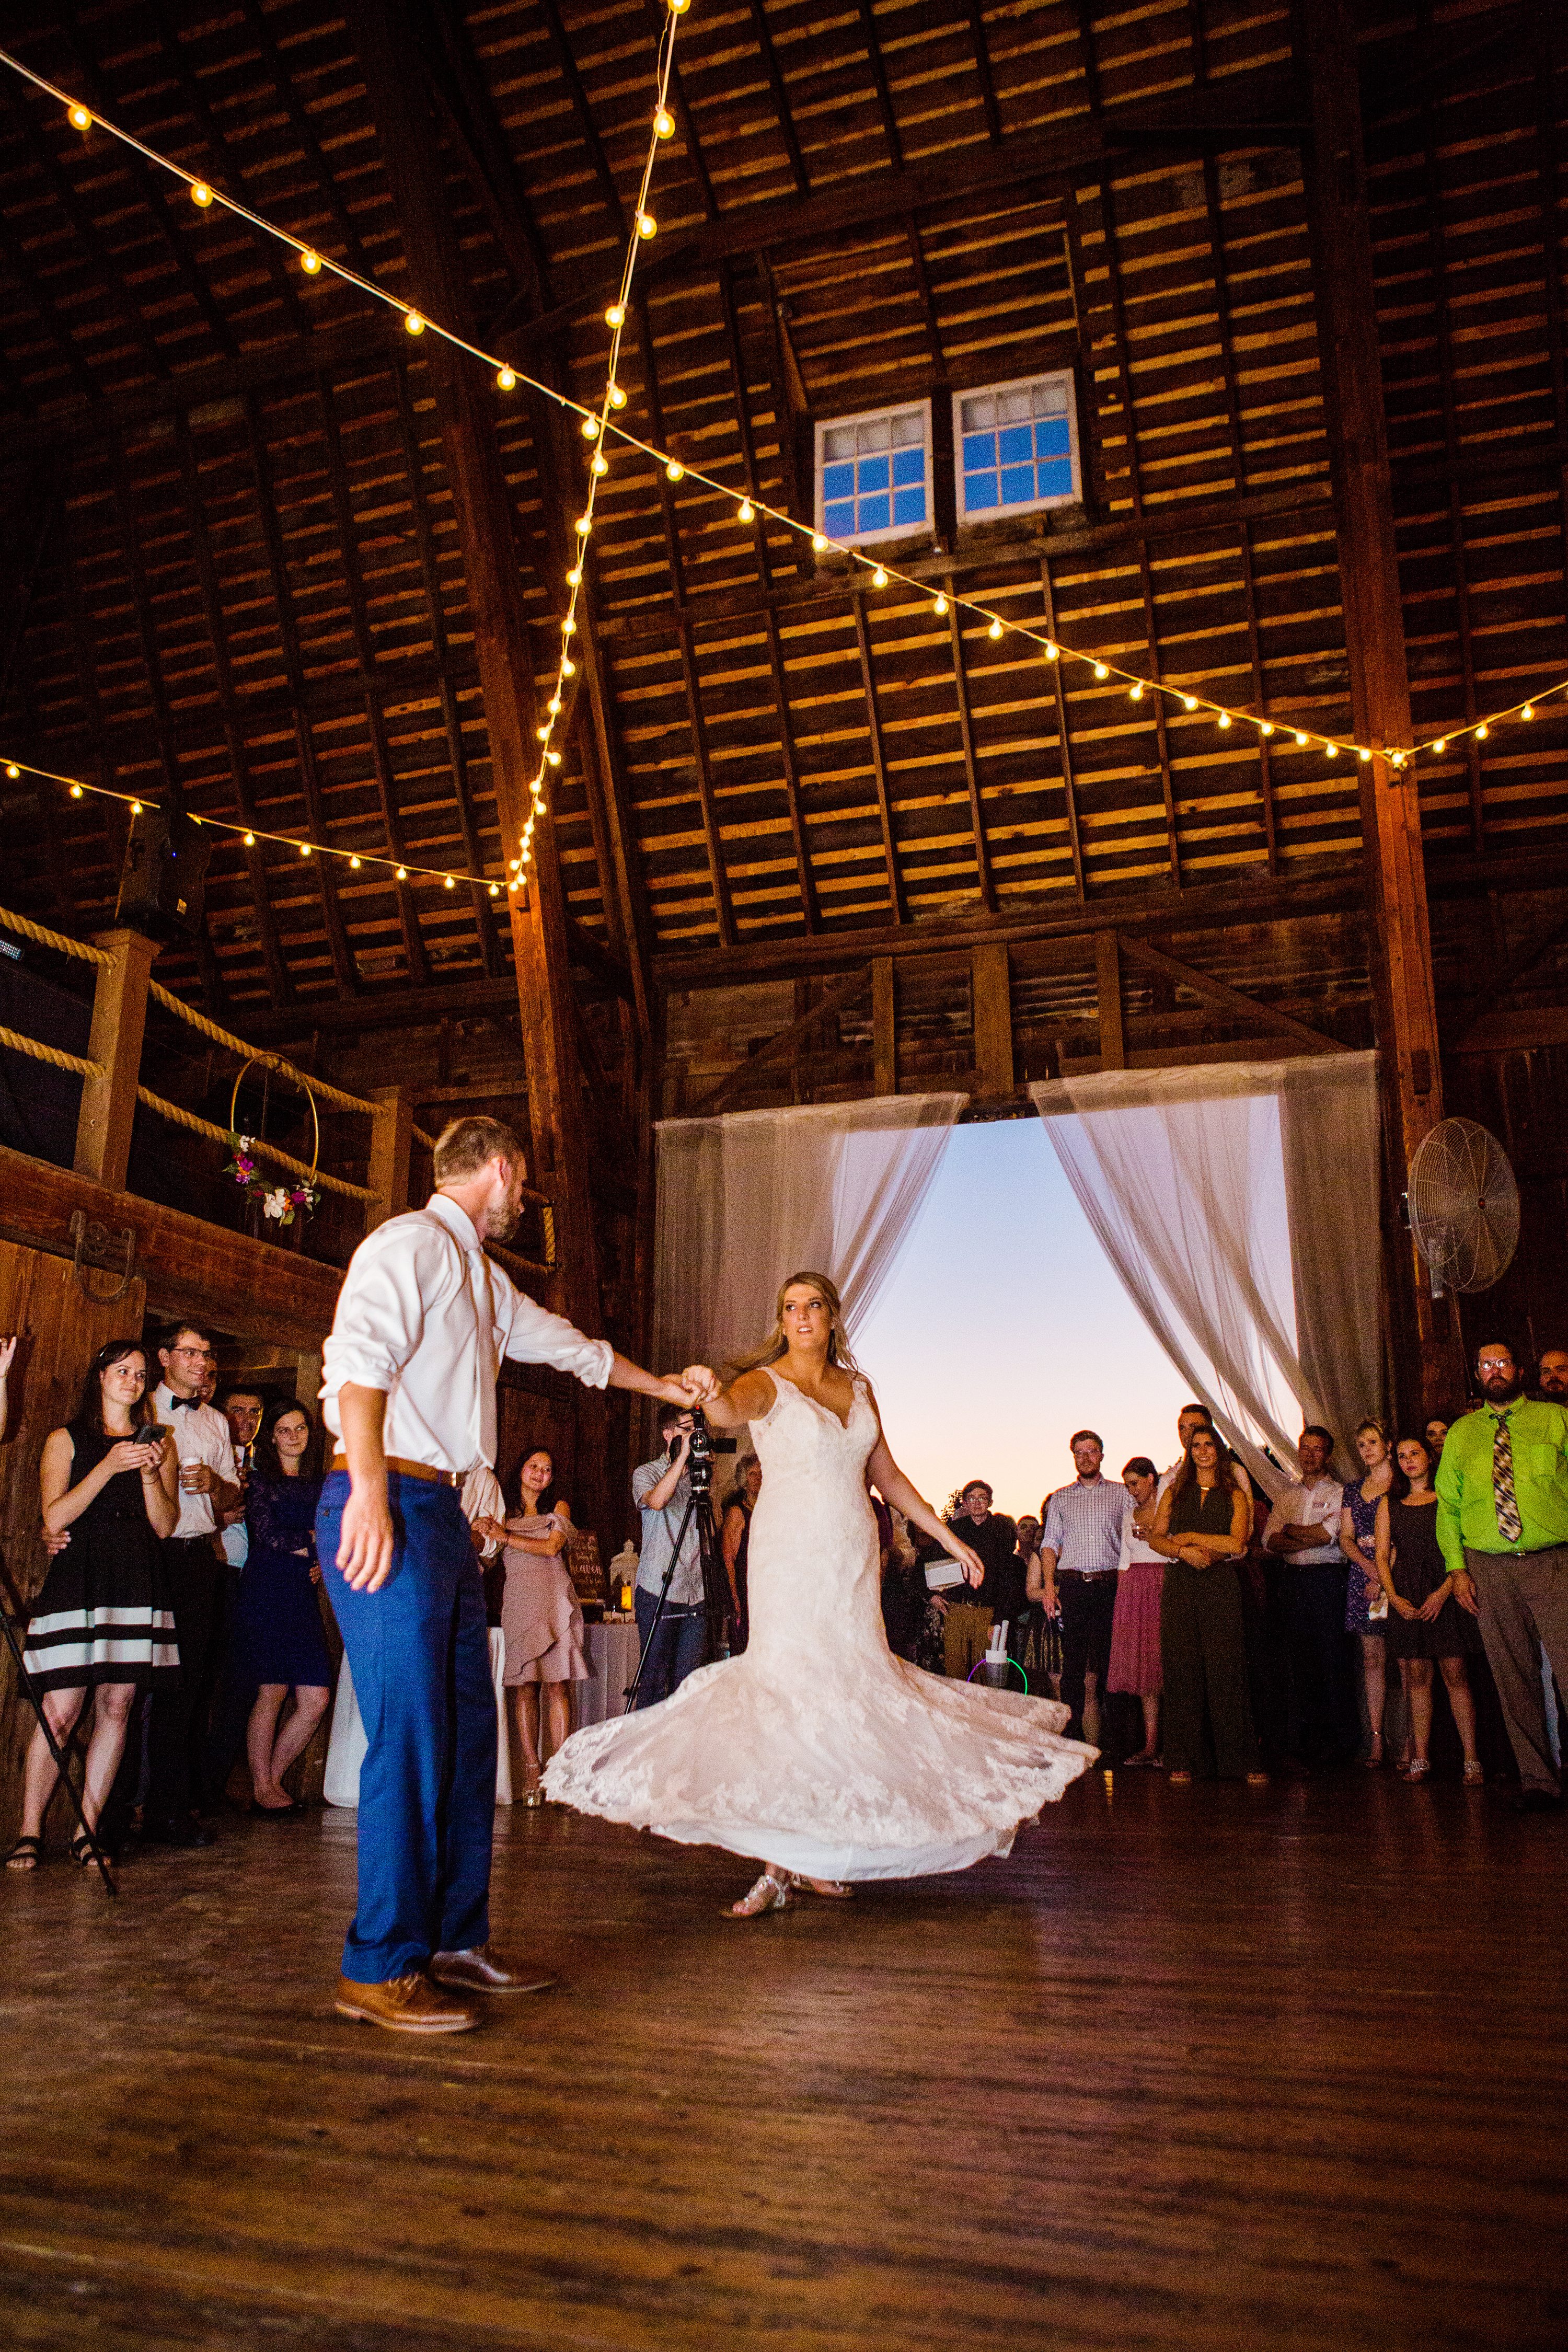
left=1436, top=1340, right=1568, bottom=1811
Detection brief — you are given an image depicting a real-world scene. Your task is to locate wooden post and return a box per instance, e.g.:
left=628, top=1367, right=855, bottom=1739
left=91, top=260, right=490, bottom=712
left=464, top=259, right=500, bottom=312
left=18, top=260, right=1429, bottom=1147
left=365, top=1085, right=414, bottom=1233
left=74, top=927, right=157, bottom=1191
left=1302, top=0, right=1451, bottom=1414
left=1096, top=932, right=1126, bottom=1070
left=872, top=958, right=896, bottom=1099
left=971, top=944, right=1014, bottom=1099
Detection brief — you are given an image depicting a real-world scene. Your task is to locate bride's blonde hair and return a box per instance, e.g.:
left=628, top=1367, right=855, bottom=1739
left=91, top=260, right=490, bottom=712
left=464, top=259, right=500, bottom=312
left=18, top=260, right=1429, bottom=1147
left=729, top=1269, right=860, bottom=1377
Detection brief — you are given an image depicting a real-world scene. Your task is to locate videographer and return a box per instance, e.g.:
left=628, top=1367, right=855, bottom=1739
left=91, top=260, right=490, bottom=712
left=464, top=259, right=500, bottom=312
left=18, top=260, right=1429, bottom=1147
left=631, top=1403, right=713, bottom=1708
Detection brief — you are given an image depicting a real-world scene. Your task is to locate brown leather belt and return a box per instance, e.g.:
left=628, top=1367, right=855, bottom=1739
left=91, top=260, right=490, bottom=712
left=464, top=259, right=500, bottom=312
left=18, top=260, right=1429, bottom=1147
left=329, top=1452, right=462, bottom=1489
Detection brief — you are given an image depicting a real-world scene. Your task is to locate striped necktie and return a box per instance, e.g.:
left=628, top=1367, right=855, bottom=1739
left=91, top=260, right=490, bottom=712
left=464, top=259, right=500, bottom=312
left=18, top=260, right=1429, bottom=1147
left=1491, top=1411, right=1523, bottom=1543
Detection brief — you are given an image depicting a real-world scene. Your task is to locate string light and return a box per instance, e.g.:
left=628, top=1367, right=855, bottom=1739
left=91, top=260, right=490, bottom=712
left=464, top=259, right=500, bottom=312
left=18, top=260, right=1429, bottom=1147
left=1476, top=723, right=1489, bottom=740
left=654, top=109, right=675, bottom=139
left=932, top=593, right=949, bottom=616
left=591, top=453, right=609, bottom=475
left=1433, top=739, right=1447, bottom=754
left=871, top=566, right=888, bottom=589
left=1182, top=696, right=1197, bottom=711
left=243, top=829, right=255, bottom=844
left=606, top=304, right=626, bottom=328
left=665, top=459, right=684, bottom=481
left=1218, top=712, right=1231, bottom=730
left=299, top=841, right=311, bottom=856
left=301, top=249, right=321, bottom=275
left=738, top=499, right=754, bottom=524
left=1129, top=682, right=1142, bottom=700
left=988, top=618, right=1004, bottom=642
left=636, top=213, right=656, bottom=238
left=130, top=800, right=142, bottom=814
left=1521, top=705, right=1534, bottom=720
left=349, top=855, right=362, bottom=869
left=190, top=182, right=213, bottom=207
left=497, top=365, right=516, bottom=391
left=72, top=784, right=83, bottom=799
left=405, top=311, right=424, bottom=336
left=68, top=103, right=90, bottom=129
left=582, top=416, right=601, bottom=440
left=4, top=762, right=16, bottom=778
left=812, top=533, right=827, bottom=552
left=1094, top=663, right=1109, bottom=681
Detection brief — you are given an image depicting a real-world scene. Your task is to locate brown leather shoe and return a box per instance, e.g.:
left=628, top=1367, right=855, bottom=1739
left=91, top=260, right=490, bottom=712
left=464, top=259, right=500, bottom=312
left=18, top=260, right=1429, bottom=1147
left=429, top=1943, right=558, bottom=1994
left=335, top=1971, right=478, bottom=2033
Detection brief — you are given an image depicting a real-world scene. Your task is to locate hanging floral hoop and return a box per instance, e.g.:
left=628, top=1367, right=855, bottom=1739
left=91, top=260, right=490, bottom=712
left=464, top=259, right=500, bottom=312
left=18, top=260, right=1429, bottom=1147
left=224, top=1058, right=321, bottom=1228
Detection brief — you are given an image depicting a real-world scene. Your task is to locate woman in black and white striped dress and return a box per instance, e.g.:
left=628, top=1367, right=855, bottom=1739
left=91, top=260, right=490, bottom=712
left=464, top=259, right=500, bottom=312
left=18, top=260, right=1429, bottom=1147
left=7, top=1341, right=180, bottom=1869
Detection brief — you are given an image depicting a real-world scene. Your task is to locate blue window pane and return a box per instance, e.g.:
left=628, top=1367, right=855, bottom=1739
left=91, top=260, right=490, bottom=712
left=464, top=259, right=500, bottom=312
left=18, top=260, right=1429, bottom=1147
left=965, top=470, right=999, bottom=511
left=1036, top=458, right=1075, bottom=499
left=823, top=499, right=856, bottom=536
left=891, top=485, right=926, bottom=526
left=823, top=461, right=855, bottom=500
left=962, top=432, right=997, bottom=471
left=997, top=424, right=1033, bottom=466
left=858, top=492, right=890, bottom=532
left=998, top=465, right=1035, bottom=506
left=1035, top=418, right=1071, bottom=458
left=857, top=454, right=890, bottom=493
left=892, top=446, right=925, bottom=488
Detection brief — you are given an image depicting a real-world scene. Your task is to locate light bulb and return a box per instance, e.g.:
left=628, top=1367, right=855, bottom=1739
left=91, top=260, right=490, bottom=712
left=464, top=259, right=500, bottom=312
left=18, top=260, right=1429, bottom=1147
left=582, top=416, right=601, bottom=440
left=637, top=213, right=656, bottom=239
left=70, top=104, right=91, bottom=130
left=988, top=619, right=1004, bottom=641
left=489, top=882, right=500, bottom=896
left=1129, top=682, right=1142, bottom=700
left=301, top=250, right=321, bottom=275
left=670, top=0, right=690, bottom=15
left=1360, top=747, right=1372, bottom=762
left=1433, top=738, right=1447, bottom=754
left=1261, top=722, right=1274, bottom=737
left=547, top=750, right=562, bottom=766
left=1218, top=711, right=1231, bottom=729
left=608, top=382, right=627, bottom=409
left=1182, top=695, right=1197, bottom=711
left=812, top=533, right=827, bottom=553
left=1295, top=730, right=1308, bottom=746
left=497, top=365, right=516, bottom=391
left=1045, top=642, right=1059, bottom=661
left=444, top=874, right=455, bottom=889
left=562, top=656, right=577, bottom=677
left=350, top=854, right=362, bottom=869
left=738, top=498, right=754, bottom=523
left=243, top=829, right=255, bottom=844
left=4, top=762, right=17, bottom=778
left=606, top=304, right=626, bottom=328
left=1523, top=704, right=1535, bottom=720
left=191, top=182, right=214, bottom=207
left=537, top=724, right=550, bottom=741
left=567, top=567, right=582, bottom=585
left=1093, top=663, right=1108, bottom=681
left=396, top=865, right=407, bottom=880
left=592, top=453, right=608, bottom=475
left=1477, top=723, right=1489, bottom=740
left=933, top=594, right=949, bottom=616
left=1325, top=742, right=1338, bottom=757
left=872, top=565, right=888, bottom=588
left=72, top=783, right=85, bottom=799
left=577, top=514, right=592, bottom=534
left=654, top=109, right=675, bottom=139
left=131, top=800, right=143, bottom=815
left=666, top=459, right=684, bottom=481
left=405, top=312, right=424, bottom=336
left=300, top=841, right=312, bottom=856
left=563, top=616, right=576, bottom=636
left=548, top=694, right=562, bottom=713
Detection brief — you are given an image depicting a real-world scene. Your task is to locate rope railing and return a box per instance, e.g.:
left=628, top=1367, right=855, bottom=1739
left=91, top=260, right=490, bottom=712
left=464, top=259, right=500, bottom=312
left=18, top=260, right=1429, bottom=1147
left=0, top=904, right=111, bottom=966
left=0, top=1024, right=104, bottom=1080
left=146, top=981, right=378, bottom=1119
left=135, top=1087, right=377, bottom=1202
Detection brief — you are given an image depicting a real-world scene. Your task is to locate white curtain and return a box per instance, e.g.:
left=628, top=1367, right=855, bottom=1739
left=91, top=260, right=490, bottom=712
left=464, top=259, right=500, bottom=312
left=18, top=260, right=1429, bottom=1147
left=653, top=1093, right=966, bottom=1379
left=1029, top=1054, right=1384, bottom=1493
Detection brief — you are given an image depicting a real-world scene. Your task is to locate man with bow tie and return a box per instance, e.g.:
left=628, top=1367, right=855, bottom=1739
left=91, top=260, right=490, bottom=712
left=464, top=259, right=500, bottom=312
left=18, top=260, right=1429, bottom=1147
left=319, top=1114, right=717, bottom=2036
left=145, top=1323, right=241, bottom=1847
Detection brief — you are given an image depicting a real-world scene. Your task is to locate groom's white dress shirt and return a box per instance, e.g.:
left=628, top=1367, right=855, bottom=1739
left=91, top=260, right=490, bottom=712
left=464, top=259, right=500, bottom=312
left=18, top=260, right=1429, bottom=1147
left=321, top=1192, right=613, bottom=1476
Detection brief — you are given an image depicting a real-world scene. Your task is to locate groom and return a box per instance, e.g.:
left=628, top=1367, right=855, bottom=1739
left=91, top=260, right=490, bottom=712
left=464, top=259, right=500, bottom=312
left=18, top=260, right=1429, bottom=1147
left=319, top=1114, right=716, bottom=2035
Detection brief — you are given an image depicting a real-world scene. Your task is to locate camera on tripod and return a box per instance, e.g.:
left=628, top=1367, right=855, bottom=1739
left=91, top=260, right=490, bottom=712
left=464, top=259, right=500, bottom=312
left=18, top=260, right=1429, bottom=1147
left=668, top=1408, right=732, bottom=1492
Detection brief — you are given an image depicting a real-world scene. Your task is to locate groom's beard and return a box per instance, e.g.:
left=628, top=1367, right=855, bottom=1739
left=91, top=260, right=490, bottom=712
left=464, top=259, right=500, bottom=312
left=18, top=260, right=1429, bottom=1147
left=486, top=1202, right=521, bottom=1243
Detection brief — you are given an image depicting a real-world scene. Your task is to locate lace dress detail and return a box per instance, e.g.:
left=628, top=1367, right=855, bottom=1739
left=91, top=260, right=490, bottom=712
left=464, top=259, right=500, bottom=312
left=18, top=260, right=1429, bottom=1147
left=543, top=1371, right=1096, bottom=1878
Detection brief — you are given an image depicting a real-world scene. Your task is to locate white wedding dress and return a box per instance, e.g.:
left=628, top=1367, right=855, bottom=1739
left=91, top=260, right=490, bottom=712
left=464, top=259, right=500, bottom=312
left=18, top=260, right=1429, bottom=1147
left=543, top=1370, right=1096, bottom=1880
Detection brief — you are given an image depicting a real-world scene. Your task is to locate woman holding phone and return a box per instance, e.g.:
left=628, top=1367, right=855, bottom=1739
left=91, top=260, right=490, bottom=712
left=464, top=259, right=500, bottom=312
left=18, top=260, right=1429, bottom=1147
left=8, top=1340, right=180, bottom=1869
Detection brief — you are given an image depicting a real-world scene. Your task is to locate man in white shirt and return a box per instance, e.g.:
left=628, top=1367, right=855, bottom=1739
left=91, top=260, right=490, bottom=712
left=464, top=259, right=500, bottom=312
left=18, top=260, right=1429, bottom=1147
left=1263, top=1424, right=1356, bottom=1770
left=144, top=1323, right=240, bottom=1845
left=1035, top=1431, right=1129, bottom=1746
left=320, top=1113, right=715, bottom=2036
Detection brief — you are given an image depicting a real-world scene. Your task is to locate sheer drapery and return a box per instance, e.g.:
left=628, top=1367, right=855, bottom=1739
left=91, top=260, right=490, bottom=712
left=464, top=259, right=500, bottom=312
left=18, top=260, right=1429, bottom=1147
left=653, top=1093, right=966, bottom=1378
left=1029, top=1055, right=1383, bottom=1492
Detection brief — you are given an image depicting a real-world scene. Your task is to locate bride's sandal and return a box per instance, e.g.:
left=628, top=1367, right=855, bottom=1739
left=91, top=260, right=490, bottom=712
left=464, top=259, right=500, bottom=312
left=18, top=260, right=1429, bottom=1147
left=724, top=1870, right=795, bottom=1919
left=791, top=1875, right=854, bottom=1900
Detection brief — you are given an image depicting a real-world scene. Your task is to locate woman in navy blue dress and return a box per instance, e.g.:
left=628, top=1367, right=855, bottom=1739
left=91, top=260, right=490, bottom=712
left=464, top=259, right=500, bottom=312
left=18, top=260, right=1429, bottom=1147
left=232, top=1400, right=331, bottom=1817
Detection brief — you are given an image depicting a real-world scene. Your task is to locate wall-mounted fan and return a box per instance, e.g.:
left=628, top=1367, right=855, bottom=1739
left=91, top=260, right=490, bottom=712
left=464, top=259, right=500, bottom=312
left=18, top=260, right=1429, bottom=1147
left=1405, top=1117, right=1520, bottom=1300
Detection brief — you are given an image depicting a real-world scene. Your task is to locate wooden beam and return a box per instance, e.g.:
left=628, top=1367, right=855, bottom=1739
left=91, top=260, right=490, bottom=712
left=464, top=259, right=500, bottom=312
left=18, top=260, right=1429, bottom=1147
left=971, top=944, right=1014, bottom=1099
left=1451, top=1005, right=1568, bottom=1054
left=73, top=929, right=157, bottom=1192
left=365, top=1086, right=415, bottom=1231
left=685, top=970, right=871, bottom=1115
left=852, top=595, right=905, bottom=924
left=947, top=601, right=996, bottom=914
left=1095, top=931, right=1125, bottom=1070
left=873, top=958, right=896, bottom=1098
left=1451, top=910, right=1568, bottom=1045
left=1304, top=0, right=1451, bottom=1416
left=1117, top=936, right=1342, bottom=1055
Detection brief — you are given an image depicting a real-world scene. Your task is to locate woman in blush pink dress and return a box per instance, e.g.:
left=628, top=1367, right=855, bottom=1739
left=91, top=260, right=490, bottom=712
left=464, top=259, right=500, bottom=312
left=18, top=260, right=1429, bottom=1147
left=497, top=1447, right=586, bottom=1804
left=1106, top=1455, right=1164, bottom=1765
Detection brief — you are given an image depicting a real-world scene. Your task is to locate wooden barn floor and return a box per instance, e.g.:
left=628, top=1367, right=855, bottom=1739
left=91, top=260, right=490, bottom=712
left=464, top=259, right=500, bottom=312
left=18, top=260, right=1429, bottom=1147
left=0, top=1771, right=1563, bottom=2352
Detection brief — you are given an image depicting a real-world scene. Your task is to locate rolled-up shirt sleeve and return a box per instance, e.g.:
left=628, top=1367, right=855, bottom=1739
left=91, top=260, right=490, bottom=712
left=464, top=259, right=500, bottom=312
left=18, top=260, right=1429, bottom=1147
left=498, top=1277, right=615, bottom=1389
left=321, top=1225, right=430, bottom=1404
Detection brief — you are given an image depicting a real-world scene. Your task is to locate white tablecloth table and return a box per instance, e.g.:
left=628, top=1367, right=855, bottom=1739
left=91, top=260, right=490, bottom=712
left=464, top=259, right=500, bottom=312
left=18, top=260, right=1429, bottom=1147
left=324, top=1626, right=513, bottom=1808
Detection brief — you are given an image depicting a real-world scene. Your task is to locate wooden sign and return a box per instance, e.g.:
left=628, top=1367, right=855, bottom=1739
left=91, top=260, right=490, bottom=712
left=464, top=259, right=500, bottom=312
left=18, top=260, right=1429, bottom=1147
left=566, top=1526, right=604, bottom=1605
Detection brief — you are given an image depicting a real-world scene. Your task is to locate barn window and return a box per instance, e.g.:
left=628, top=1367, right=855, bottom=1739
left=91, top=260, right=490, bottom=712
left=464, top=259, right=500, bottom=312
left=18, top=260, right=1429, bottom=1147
left=816, top=402, right=931, bottom=545
left=955, top=374, right=1078, bottom=520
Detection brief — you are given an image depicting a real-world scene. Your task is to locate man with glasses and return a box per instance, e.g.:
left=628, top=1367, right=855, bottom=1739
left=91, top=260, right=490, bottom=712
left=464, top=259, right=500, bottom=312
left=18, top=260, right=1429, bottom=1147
left=1035, top=1433, right=1129, bottom=1746
left=146, top=1323, right=240, bottom=1845
left=1437, top=1341, right=1568, bottom=1812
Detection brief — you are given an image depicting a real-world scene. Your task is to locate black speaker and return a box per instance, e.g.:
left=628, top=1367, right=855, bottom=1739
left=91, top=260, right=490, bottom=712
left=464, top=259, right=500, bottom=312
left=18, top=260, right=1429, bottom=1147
left=114, top=803, right=213, bottom=940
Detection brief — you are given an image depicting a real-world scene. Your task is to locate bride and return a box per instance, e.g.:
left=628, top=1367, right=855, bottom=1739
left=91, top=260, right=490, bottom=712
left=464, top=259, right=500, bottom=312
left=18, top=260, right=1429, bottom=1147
left=542, top=1272, right=1096, bottom=1915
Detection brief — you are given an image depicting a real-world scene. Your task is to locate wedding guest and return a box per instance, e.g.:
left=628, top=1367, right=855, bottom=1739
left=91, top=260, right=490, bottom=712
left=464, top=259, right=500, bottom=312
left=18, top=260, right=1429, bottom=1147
left=1341, top=1420, right=1395, bottom=1767
left=722, top=1451, right=761, bottom=1654
left=1108, top=1456, right=1165, bottom=1765
left=147, top=1323, right=240, bottom=1844
left=1264, top=1426, right=1355, bottom=1771
left=1437, top=1340, right=1568, bottom=1812
left=632, top=1406, right=711, bottom=1707
left=1011, top=1515, right=1046, bottom=1682
left=1158, top=1403, right=1253, bottom=1502
left=232, top=1401, right=331, bottom=1818
left=205, top=1386, right=265, bottom=1804
left=1424, top=1416, right=1451, bottom=1462
left=1037, top=1434, right=1128, bottom=1744
left=499, top=1446, right=584, bottom=1803
left=1149, top=1425, right=1266, bottom=1785
left=8, top=1342, right=179, bottom=1869
left=1535, top=1346, right=1568, bottom=1402
left=877, top=1493, right=927, bottom=1663
left=1375, top=1435, right=1483, bottom=1784
left=942, top=1480, right=1017, bottom=1679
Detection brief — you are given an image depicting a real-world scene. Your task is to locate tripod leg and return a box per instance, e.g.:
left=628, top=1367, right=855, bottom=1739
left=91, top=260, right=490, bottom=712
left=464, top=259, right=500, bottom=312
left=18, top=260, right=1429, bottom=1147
left=0, top=1613, right=119, bottom=1895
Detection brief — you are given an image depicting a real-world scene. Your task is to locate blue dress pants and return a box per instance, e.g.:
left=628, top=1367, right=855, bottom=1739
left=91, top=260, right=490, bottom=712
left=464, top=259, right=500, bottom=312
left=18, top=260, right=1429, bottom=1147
left=632, top=1586, right=707, bottom=1708
left=317, top=1471, right=495, bottom=1982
